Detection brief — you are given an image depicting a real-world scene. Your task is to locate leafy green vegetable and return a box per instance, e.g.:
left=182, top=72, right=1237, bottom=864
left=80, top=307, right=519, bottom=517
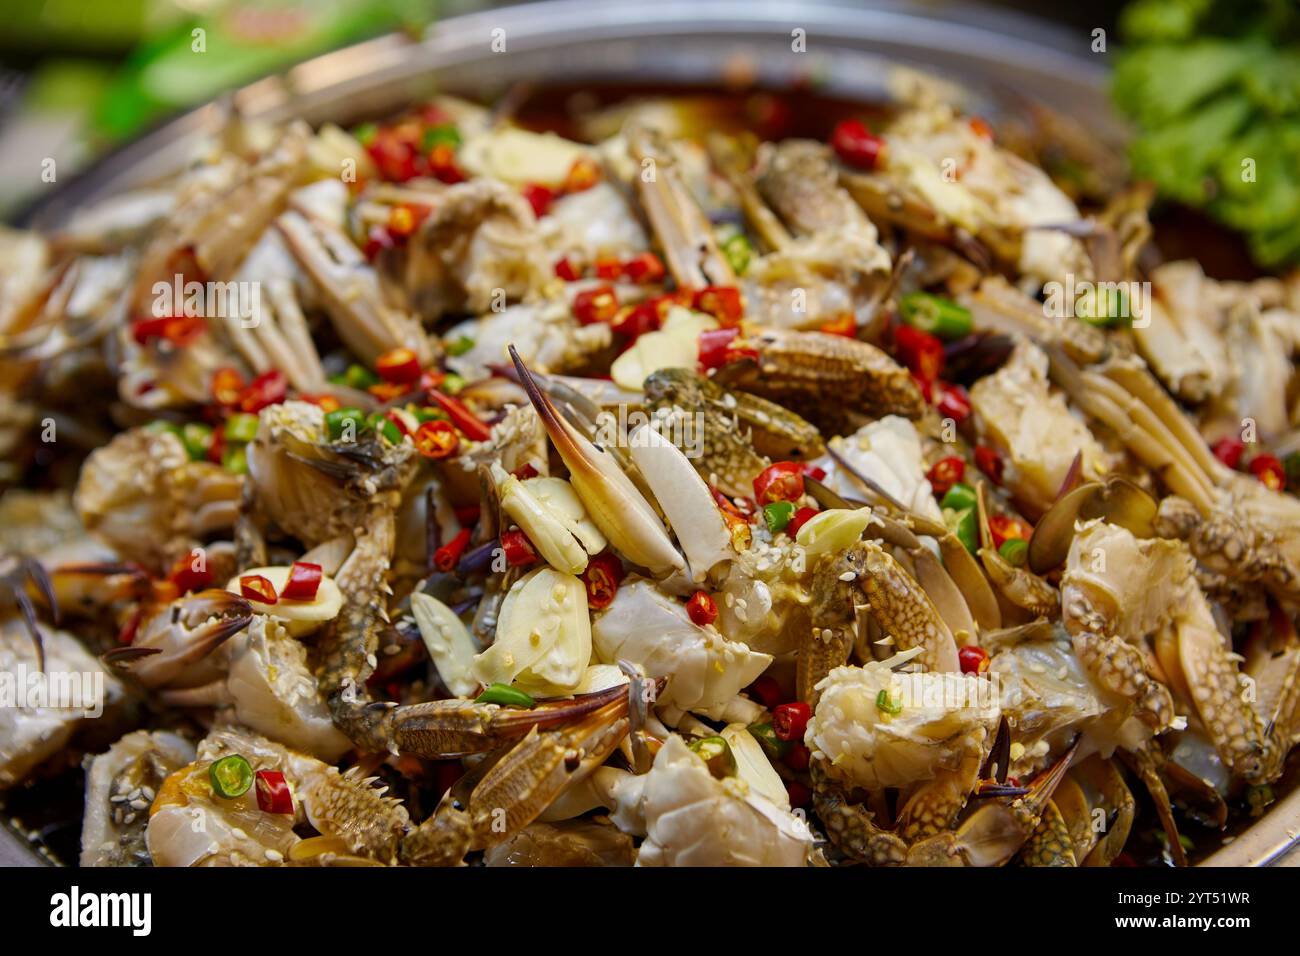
left=1113, top=0, right=1300, bottom=266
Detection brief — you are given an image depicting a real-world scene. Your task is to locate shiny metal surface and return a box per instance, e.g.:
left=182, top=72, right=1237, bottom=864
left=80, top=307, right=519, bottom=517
left=6, top=0, right=1293, bottom=867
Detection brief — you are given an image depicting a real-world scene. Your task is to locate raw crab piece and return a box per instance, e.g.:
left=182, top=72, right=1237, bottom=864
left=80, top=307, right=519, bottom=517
left=226, top=615, right=352, bottom=761
left=807, top=658, right=1070, bottom=866
left=395, top=178, right=551, bottom=321
left=1139, top=261, right=1232, bottom=403
left=641, top=367, right=823, bottom=498
left=713, top=327, right=927, bottom=434
left=276, top=209, right=433, bottom=368
left=81, top=730, right=196, bottom=867
left=74, top=426, right=243, bottom=574
left=819, top=416, right=943, bottom=522
left=1050, top=755, right=1136, bottom=867
left=445, top=300, right=612, bottom=381
left=591, top=578, right=772, bottom=720
left=543, top=181, right=649, bottom=264
left=960, top=275, right=1108, bottom=366
left=0, top=252, right=132, bottom=364
left=968, top=339, right=1111, bottom=517
left=0, top=618, right=127, bottom=788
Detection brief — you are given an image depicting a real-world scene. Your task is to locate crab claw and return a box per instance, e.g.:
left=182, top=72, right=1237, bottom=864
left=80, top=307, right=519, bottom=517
left=104, top=589, right=252, bottom=688
left=509, top=345, right=683, bottom=577
left=1, top=556, right=53, bottom=672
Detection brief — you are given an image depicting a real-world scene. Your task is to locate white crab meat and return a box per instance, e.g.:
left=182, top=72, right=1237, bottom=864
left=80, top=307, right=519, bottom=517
left=474, top=567, right=592, bottom=696
left=818, top=417, right=943, bottom=521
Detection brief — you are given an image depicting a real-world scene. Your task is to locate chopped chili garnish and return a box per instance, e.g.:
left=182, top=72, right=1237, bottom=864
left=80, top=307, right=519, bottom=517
left=1213, top=437, right=1246, bottom=470
left=255, top=769, right=294, bottom=814
left=927, top=456, right=966, bottom=497
left=782, top=742, right=811, bottom=771
left=211, top=367, right=246, bottom=407
left=510, top=462, right=539, bottom=480
left=209, top=754, right=254, bottom=799
left=572, top=285, right=619, bottom=325
left=453, top=503, right=482, bottom=527
left=686, top=590, right=718, bottom=627
left=240, top=574, right=278, bottom=605
left=746, top=676, right=783, bottom=709
left=375, top=347, right=423, bottom=384
left=753, top=461, right=805, bottom=506
left=414, top=419, right=460, bottom=459
left=476, top=683, right=536, bottom=708
left=974, top=444, right=1004, bottom=485
left=580, top=552, right=624, bottom=609
left=594, top=256, right=623, bottom=280
left=610, top=301, right=662, bottom=339
left=968, top=116, right=995, bottom=140
left=698, top=327, right=751, bottom=370
left=427, top=389, right=493, bottom=442
left=1250, top=454, right=1286, bottom=491
left=563, top=156, right=601, bottom=193
left=167, top=553, right=212, bottom=595
left=434, top=528, right=472, bottom=573
left=132, top=314, right=206, bottom=348
left=238, top=370, right=287, bottom=413
left=692, top=286, right=743, bottom=326
left=622, top=251, right=666, bottom=284
left=935, top=382, right=972, bottom=423
left=958, top=645, right=990, bottom=675
left=500, top=528, right=539, bottom=568
left=988, top=514, right=1032, bottom=550
left=554, top=257, right=581, bottom=281
left=785, top=780, right=812, bottom=809
left=772, top=701, right=812, bottom=742
left=818, top=312, right=857, bottom=337
left=428, top=144, right=465, bottom=184
left=830, top=119, right=886, bottom=170
left=281, top=562, right=323, bottom=602
left=893, top=323, right=945, bottom=383
left=786, top=506, right=820, bottom=538
left=521, top=183, right=555, bottom=218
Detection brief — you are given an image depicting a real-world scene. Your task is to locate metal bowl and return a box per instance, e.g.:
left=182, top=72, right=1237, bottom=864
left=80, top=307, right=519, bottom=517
left=5, top=0, right=1292, bottom=867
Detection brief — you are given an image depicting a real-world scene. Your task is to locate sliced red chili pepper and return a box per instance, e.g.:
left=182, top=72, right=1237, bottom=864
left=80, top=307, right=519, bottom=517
left=554, top=257, right=581, bottom=281
left=580, top=552, right=624, bottom=609
left=927, top=456, right=966, bottom=497
left=132, top=315, right=206, bottom=348
left=935, top=382, right=972, bottom=422
left=786, top=506, right=820, bottom=538
left=610, top=301, right=662, bottom=339
left=238, top=370, right=287, bottom=413
left=622, top=251, right=666, bottom=284
left=692, top=286, right=744, bottom=326
left=363, top=225, right=397, bottom=261
left=281, top=562, right=323, bottom=602
left=772, top=701, right=812, bottom=741
left=968, top=116, right=995, bottom=141
left=686, top=590, right=718, bottom=627
left=1250, top=454, right=1286, bottom=491
left=830, top=119, right=886, bottom=170
left=434, top=528, right=472, bottom=573
left=893, top=323, right=945, bottom=383
left=414, top=419, right=460, bottom=459
left=240, top=574, right=278, bottom=605
left=753, top=461, right=805, bottom=506
left=572, top=285, right=619, bottom=325
left=1213, top=437, right=1246, bottom=470
left=428, top=144, right=465, bottom=184
left=453, top=503, right=481, bottom=527
left=117, top=606, right=143, bottom=646
left=563, top=156, right=601, bottom=193
left=521, top=183, right=555, bottom=218
left=698, top=327, right=744, bottom=370
left=510, top=462, right=539, bottom=480
left=801, top=464, right=827, bottom=482
left=785, top=779, right=812, bottom=809
left=167, top=553, right=213, bottom=595
left=958, top=645, right=990, bottom=675
left=782, top=742, right=811, bottom=771
left=988, top=514, right=1032, bottom=551
left=375, top=347, right=423, bottom=384
left=593, top=256, right=623, bottom=281
left=818, top=312, right=856, bottom=337
left=500, top=528, right=539, bottom=568
left=254, top=769, right=294, bottom=814
left=974, top=444, right=1004, bottom=485
left=387, top=203, right=429, bottom=239
left=300, top=393, right=341, bottom=413
left=211, top=367, right=246, bottom=407
left=746, top=675, right=783, bottom=709
left=427, top=389, right=493, bottom=442
left=368, top=381, right=410, bottom=403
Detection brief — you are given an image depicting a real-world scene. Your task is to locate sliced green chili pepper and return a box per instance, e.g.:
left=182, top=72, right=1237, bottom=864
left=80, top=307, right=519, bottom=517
left=1075, top=285, right=1131, bottom=328
left=145, top=419, right=181, bottom=437
left=223, top=412, right=259, bottom=444
left=748, top=721, right=792, bottom=760
left=352, top=122, right=378, bottom=146
left=221, top=444, right=249, bottom=475
left=344, top=363, right=379, bottom=390
left=875, top=688, right=903, bottom=716
left=414, top=406, right=448, bottom=423
left=440, top=373, right=466, bottom=395
left=763, top=500, right=796, bottom=534
left=945, top=507, right=978, bottom=555
left=475, top=683, right=536, bottom=708
left=366, top=412, right=403, bottom=445
left=688, top=735, right=737, bottom=778
left=446, top=335, right=475, bottom=357
left=325, top=407, right=367, bottom=441
left=898, top=292, right=973, bottom=339
left=209, top=754, right=254, bottom=799
left=722, top=233, right=753, bottom=276
left=421, top=124, right=461, bottom=151
left=998, top=538, right=1029, bottom=567
left=180, top=423, right=214, bottom=461
left=940, top=481, right=977, bottom=513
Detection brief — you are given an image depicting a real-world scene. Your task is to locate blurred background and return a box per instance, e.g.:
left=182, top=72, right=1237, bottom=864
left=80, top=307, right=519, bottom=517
left=0, top=0, right=1295, bottom=270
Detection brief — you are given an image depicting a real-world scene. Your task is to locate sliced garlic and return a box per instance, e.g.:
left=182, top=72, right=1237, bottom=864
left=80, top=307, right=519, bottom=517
left=458, top=127, right=594, bottom=188
left=225, top=566, right=344, bottom=637
left=410, top=593, right=481, bottom=698
left=473, top=567, right=592, bottom=696
left=497, top=465, right=606, bottom=575
left=720, top=723, right=791, bottom=811
left=610, top=307, right=716, bottom=390
left=795, top=507, right=876, bottom=558
left=627, top=424, right=732, bottom=581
